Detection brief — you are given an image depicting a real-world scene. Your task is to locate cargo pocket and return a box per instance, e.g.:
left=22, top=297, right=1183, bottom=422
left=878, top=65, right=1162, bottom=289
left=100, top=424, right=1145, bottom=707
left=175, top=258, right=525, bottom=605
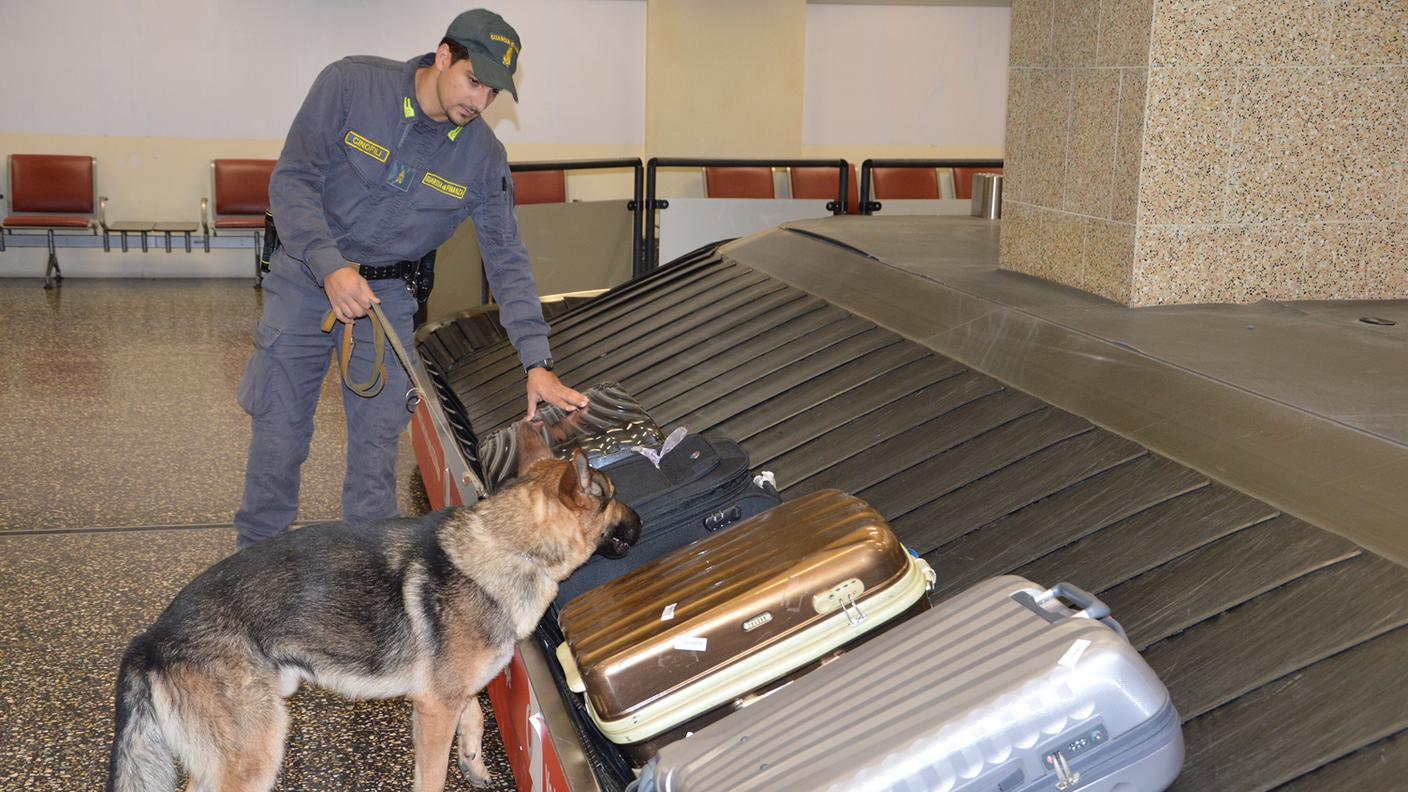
left=237, top=321, right=283, bottom=417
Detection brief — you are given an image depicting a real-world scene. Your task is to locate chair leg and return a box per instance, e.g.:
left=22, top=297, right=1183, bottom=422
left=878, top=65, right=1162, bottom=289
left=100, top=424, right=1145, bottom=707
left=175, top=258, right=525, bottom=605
left=43, top=231, right=62, bottom=289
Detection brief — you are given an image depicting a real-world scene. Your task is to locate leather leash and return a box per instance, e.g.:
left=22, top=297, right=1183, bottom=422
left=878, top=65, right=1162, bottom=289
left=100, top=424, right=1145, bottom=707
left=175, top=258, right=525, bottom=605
left=321, top=303, right=420, bottom=410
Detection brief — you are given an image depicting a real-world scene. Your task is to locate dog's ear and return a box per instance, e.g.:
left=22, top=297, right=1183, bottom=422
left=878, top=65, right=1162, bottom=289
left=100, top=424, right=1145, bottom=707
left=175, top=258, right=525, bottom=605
left=516, top=420, right=553, bottom=472
left=556, top=449, right=589, bottom=507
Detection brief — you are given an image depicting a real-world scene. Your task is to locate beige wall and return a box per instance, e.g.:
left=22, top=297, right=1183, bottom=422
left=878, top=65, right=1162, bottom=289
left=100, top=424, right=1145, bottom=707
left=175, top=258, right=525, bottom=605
left=646, top=0, right=807, bottom=158
left=1000, top=0, right=1407, bottom=305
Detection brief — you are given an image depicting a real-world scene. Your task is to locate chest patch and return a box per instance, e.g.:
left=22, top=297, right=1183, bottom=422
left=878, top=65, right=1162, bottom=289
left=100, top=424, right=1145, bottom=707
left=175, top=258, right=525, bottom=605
left=422, top=172, right=468, bottom=200
left=386, top=161, right=417, bottom=192
left=344, top=130, right=390, bottom=163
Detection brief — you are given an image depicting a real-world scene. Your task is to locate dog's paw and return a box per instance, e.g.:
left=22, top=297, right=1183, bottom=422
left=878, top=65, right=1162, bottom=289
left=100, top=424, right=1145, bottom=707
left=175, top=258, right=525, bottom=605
left=458, top=754, right=493, bottom=788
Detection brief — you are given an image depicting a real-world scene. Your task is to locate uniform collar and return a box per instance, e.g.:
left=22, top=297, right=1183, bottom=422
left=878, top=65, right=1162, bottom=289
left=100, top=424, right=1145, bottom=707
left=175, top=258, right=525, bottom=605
left=404, top=53, right=471, bottom=142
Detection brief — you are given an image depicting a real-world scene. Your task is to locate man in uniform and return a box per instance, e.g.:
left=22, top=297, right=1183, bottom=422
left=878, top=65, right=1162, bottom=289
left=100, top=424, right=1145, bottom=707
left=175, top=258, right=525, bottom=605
left=235, top=9, right=586, bottom=549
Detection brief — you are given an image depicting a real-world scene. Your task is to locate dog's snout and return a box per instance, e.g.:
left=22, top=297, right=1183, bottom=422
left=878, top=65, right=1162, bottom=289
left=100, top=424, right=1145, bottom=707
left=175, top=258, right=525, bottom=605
left=597, top=504, right=642, bottom=560
left=618, top=505, right=642, bottom=544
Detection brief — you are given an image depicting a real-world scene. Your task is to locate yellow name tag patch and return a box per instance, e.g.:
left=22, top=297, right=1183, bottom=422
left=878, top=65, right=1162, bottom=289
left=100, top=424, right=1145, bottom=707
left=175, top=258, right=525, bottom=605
left=422, top=172, right=467, bottom=200
left=344, top=131, right=390, bottom=163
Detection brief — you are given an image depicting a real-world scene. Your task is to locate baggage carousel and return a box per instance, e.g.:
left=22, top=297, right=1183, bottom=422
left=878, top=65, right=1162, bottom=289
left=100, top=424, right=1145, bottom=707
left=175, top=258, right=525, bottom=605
left=417, top=216, right=1408, bottom=791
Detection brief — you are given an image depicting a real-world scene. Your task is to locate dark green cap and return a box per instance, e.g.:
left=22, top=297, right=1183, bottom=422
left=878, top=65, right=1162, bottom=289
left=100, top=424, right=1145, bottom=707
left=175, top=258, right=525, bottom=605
left=445, top=9, right=522, bottom=101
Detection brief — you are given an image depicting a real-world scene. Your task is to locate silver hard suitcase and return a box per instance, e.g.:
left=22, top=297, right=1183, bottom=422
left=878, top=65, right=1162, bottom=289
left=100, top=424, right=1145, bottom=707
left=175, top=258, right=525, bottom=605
left=637, top=575, right=1182, bottom=792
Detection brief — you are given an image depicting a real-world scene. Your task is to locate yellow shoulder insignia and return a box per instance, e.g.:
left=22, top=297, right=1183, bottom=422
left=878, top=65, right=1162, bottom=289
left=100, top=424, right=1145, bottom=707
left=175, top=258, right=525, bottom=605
left=402, top=96, right=415, bottom=118
left=447, top=126, right=463, bottom=142
left=344, top=131, right=390, bottom=163
left=422, top=172, right=468, bottom=200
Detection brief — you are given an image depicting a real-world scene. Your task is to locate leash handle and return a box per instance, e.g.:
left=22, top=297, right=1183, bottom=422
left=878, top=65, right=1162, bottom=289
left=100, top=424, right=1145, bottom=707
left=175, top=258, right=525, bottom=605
left=320, top=308, right=387, bottom=398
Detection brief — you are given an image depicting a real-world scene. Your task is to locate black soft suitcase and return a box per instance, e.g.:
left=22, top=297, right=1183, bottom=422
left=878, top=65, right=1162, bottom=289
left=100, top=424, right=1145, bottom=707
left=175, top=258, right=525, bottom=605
left=554, top=432, right=781, bottom=607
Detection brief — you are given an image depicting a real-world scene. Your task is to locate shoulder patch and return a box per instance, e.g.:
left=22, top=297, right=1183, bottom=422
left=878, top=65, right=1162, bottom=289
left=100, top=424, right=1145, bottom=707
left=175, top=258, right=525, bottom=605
left=422, top=172, right=468, bottom=200
left=344, top=131, right=390, bottom=163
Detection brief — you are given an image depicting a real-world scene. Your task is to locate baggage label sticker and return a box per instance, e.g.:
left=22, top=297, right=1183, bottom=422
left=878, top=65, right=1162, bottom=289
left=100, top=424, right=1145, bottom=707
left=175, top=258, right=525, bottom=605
left=673, top=636, right=708, bottom=652
left=661, top=603, right=677, bottom=621
left=1059, top=639, right=1092, bottom=668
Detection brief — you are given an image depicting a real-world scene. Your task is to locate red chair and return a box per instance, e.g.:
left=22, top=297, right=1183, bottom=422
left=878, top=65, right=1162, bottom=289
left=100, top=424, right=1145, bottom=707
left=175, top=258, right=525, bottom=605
left=789, top=165, right=861, bottom=214
left=951, top=166, right=1004, bottom=200
left=204, top=159, right=275, bottom=231
left=704, top=166, right=775, bottom=198
left=1, top=154, right=103, bottom=288
left=872, top=167, right=940, bottom=200
left=511, top=170, right=567, bottom=205
left=202, top=159, right=275, bottom=283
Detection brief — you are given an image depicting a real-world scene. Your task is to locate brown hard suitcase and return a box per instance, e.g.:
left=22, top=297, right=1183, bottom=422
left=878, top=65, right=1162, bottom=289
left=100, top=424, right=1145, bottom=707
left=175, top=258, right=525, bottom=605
left=554, top=490, right=935, bottom=758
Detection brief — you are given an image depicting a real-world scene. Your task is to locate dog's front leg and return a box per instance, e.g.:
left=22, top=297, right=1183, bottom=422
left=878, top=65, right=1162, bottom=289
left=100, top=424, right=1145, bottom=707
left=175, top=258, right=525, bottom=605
left=456, top=695, right=492, bottom=788
left=411, top=695, right=462, bottom=792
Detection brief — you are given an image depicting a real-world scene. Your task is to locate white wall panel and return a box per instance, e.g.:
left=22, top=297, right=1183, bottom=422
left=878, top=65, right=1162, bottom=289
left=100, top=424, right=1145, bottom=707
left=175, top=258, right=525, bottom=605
left=803, top=3, right=1010, bottom=147
left=0, top=0, right=645, bottom=145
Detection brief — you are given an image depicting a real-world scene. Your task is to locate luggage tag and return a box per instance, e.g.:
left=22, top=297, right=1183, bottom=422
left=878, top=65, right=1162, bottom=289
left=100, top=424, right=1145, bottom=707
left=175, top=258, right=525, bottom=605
left=627, top=426, right=689, bottom=468
left=1058, top=638, right=1091, bottom=668
left=673, top=636, right=707, bottom=652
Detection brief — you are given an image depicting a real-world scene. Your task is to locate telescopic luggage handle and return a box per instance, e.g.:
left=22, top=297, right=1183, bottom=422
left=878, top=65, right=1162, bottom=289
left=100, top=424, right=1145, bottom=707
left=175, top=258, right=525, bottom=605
left=1043, top=582, right=1110, bottom=621
left=1017, top=580, right=1128, bottom=640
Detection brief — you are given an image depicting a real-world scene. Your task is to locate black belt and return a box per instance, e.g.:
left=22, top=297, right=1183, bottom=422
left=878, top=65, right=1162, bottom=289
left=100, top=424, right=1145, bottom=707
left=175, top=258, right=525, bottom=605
left=358, top=260, right=418, bottom=281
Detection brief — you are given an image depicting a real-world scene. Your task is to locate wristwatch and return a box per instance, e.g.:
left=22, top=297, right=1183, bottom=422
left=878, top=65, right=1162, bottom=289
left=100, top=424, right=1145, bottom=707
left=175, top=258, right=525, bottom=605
left=524, top=357, right=554, bottom=372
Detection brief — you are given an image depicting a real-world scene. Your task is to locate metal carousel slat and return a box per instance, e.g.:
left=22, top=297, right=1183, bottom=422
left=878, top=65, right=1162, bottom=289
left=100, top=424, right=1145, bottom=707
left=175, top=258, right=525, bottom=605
left=1014, top=485, right=1278, bottom=594
left=1099, top=515, right=1360, bottom=650
left=1271, top=730, right=1408, bottom=792
left=1144, top=553, right=1408, bottom=721
left=561, top=289, right=814, bottom=391
left=462, top=274, right=786, bottom=418
left=459, top=266, right=771, bottom=399
left=1172, top=626, right=1408, bottom=792
left=707, top=344, right=935, bottom=442
left=924, top=453, right=1207, bottom=593
left=780, top=385, right=1039, bottom=497
left=462, top=249, right=729, bottom=371
left=670, top=330, right=911, bottom=433
left=621, top=305, right=854, bottom=414
left=741, top=355, right=970, bottom=465
left=907, top=430, right=1146, bottom=557
left=641, top=313, right=874, bottom=422
left=605, top=297, right=833, bottom=398
left=855, top=407, right=1091, bottom=519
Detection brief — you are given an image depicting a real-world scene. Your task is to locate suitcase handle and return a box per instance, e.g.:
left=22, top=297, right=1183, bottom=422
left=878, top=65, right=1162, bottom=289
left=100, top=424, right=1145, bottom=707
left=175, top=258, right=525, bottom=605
left=1040, top=582, right=1110, bottom=621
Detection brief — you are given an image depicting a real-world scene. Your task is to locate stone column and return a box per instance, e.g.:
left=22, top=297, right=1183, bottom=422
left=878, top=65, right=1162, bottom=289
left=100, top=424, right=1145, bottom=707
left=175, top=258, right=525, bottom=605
left=1000, top=0, right=1407, bottom=305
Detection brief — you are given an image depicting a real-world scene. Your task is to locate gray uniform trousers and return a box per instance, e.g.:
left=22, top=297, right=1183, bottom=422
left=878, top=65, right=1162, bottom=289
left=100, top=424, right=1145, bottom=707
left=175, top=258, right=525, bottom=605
left=234, top=250, right=418, bottom=549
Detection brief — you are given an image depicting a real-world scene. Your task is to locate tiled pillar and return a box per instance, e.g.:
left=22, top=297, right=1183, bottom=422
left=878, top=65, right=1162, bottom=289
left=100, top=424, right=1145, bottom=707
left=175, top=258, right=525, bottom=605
left=1000, top=0, right=1407, bottom=305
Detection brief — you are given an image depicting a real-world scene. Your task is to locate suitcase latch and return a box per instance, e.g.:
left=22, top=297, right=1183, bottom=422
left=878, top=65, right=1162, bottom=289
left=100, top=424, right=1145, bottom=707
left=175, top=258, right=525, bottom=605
left=813, top=578, right=867, bottom=625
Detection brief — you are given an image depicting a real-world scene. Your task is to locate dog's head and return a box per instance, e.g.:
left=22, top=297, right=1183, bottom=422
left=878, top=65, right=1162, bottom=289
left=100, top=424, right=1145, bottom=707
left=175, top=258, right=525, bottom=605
left=517, top=420, right=642, bottom=566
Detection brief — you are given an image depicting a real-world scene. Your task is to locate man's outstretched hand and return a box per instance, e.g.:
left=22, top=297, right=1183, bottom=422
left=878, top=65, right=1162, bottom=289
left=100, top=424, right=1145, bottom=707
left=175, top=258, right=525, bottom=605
left=526, top=368, right=588, bottom=420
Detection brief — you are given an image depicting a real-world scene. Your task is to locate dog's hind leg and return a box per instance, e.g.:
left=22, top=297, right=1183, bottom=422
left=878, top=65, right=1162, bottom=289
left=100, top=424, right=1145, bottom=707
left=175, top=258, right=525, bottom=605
left=456, top=695, right=493, bottom=788
left=411, top=694, right=464, bottom=792
left=215, top=692, right=289, bottom=792
left=165, top=665, right=288, bottom=792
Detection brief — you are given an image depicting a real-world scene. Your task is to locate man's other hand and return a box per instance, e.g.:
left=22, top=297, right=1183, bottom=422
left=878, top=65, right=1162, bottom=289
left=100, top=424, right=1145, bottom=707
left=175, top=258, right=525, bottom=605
left=526, top=368, right=589, bottom=420
left=324, top=266, right=380, bottom=324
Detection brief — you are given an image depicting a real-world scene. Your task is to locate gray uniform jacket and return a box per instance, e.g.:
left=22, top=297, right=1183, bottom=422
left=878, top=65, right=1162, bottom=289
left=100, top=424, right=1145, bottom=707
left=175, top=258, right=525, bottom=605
left=270, top=53, right=551, bottom=366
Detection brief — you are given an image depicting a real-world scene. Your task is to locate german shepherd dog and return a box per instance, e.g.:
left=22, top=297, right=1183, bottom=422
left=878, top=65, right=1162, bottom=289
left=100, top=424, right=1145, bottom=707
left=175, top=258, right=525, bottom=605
left=108, top=428, right=641, bottom=792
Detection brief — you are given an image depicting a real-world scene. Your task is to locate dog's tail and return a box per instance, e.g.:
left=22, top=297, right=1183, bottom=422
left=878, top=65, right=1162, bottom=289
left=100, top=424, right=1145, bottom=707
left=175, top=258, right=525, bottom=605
left=107, top=636, right=177, bottom=792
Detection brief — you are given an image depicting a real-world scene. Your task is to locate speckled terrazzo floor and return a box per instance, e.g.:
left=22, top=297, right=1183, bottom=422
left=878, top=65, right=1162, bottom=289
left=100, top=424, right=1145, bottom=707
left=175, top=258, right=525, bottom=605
left=0, top=278, right=516, bottom=791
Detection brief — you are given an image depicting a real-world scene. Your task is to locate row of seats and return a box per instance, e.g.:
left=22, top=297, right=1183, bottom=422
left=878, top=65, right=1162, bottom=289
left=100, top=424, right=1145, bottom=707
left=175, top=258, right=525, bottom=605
left=0, top=155, right=279, bottom=236
left=705, top=165, right=1003, bottom=213
left=1, top=157, right=987, bottom=236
